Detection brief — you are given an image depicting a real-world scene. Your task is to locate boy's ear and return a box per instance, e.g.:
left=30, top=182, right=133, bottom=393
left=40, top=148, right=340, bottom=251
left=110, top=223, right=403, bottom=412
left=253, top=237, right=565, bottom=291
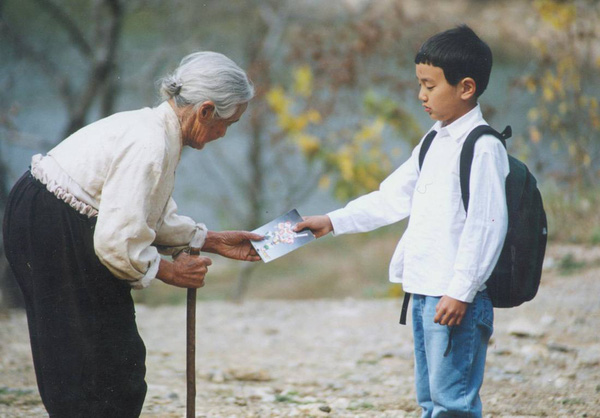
left=459, top=77, right=477, bottom=101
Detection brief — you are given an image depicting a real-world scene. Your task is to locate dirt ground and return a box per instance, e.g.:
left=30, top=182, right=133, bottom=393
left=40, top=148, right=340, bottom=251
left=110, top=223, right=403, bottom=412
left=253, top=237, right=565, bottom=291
left=1, top=244, right=599, bottom=417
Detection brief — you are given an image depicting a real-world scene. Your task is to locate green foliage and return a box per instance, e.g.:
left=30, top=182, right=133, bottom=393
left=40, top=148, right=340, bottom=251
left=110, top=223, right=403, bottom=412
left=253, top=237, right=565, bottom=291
left=348, top=401, right=376, bottom=411
left=591, top=228, right=600, bottom=245
left=0, top=386, right=40, bottom=407
left=541, top=182, right=600, bottom=243
left=266, top=66, right=422, bottom=202
left=363, top=91, right=423, bottom=148
left=520, top=0, right=600, bottom=187
left=275, top=394, right=301, bottom=404
left=557, top=253, right=586, bottom=275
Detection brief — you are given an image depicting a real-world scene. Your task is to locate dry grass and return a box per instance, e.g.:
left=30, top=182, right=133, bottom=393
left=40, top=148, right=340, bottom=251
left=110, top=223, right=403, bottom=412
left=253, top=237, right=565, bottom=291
left=542, top=184, right=600, bottom=244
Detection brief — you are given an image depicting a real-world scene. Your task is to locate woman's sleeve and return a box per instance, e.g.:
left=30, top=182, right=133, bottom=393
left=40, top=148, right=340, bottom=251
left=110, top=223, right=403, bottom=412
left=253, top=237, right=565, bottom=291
left=153, top=197, right=208, bottom=256
left=93, top=141, right=170, bottom=289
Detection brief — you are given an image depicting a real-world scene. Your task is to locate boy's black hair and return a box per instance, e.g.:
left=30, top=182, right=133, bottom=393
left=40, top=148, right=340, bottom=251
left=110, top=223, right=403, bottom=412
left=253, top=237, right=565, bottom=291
left=415, top=25, right=492, bottom=97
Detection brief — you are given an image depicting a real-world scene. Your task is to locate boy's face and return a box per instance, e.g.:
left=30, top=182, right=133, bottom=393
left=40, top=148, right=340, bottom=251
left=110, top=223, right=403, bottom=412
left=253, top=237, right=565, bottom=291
left=416, top=63, right=473, bottom=127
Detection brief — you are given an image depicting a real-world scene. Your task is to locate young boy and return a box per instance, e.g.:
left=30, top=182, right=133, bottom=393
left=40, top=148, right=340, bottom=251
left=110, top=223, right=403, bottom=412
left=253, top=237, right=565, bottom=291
left=295, top=25, right=509, bottom=416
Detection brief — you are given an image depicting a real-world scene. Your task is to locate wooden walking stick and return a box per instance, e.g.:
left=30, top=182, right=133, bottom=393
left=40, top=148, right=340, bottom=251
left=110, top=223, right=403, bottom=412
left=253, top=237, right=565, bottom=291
left=187, top=247, right=201, bottom=418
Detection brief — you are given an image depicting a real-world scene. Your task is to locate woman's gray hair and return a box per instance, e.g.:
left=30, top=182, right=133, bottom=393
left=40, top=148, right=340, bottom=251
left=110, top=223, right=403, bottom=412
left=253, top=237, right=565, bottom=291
left=159, top=51, right=254, bottom=119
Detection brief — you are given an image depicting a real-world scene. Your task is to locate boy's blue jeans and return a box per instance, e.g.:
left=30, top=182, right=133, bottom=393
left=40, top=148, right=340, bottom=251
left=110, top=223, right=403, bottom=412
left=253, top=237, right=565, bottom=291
left=412, top=291, right=493, bottom=417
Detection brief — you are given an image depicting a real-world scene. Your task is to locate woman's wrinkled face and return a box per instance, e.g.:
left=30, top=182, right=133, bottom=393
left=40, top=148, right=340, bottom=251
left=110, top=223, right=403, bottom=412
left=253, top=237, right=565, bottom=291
left=183, top=102, right=248, bottom=150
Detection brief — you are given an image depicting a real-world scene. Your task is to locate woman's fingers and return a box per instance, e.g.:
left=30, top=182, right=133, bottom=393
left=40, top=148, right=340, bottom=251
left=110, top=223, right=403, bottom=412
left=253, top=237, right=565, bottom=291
left=171, top=254, right=213, bottom=288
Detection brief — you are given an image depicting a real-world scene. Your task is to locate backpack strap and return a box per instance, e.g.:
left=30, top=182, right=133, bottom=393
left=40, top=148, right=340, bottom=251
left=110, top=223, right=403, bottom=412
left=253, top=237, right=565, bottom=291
left=418, top=130, right=438, bottom=170
left=399, top=292, right=411, bottom=325
left=459, top=125, right=512, bottom=211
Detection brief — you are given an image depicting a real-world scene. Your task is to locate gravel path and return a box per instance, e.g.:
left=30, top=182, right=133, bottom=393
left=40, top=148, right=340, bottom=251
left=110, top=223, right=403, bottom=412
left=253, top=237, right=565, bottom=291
left=1, top=245, right=599, bottom=417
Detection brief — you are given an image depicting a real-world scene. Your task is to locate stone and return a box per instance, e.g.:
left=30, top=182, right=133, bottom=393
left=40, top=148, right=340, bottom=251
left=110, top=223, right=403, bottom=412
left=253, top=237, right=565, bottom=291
left=508, top=319, right=545, bottom=338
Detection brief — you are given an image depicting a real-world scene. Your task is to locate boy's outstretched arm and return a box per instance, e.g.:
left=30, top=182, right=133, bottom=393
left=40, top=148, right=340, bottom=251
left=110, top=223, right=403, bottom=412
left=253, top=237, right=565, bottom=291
left=294, top=215, right=333, bottom=238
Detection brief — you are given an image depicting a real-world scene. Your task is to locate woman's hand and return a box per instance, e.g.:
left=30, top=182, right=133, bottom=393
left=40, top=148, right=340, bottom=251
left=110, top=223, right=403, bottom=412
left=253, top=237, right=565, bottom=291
left=157, top=253, right=212, bottom=288
left=202, top=231, right=263, bottom=261
left=293, top=215, right=333, bottom=238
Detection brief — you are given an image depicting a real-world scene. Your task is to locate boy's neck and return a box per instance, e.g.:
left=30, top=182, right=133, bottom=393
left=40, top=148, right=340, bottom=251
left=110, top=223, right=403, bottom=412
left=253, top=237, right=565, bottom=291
left=441, top=102, right=478, bottom=127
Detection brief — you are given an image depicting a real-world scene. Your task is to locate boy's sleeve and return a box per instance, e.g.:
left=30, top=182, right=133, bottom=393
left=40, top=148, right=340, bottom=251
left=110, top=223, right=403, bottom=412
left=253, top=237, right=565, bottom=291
left=446, top=136, right=510, bottom=303
left=327, top=144, right=421, bottom=235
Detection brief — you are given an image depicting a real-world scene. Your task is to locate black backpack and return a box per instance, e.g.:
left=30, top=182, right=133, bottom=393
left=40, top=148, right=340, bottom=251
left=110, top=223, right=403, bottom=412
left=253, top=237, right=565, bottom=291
left=400, top=125, right=548, bottom=324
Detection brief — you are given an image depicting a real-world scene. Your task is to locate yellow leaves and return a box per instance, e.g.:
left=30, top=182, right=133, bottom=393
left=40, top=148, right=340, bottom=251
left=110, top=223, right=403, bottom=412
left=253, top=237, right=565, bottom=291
left=524, top=77, right=537, bottom=94
left=583, top=153, right=591, bottom=167
left=296, top=134, right=321, bottom=157
left=591, top=115, right=600, bottom=130
left=529, top=126, right=542, bottom=143
left=293, top=66, right=313, bottom=98
left=534, top=0, right=576, bottom=30
left=355, top=118, right=385, bottom=143
left=558, top=102, right=568, bottom=115
left=305, top=109, right=321, bottom=124
left=525, top=0, right=600, bottom=187
left=540, top=70, right=566, bottom=103
left=318, top=175, right=331, bottom=190
left=542, top=86, right=555, bottom=102
left=266, top=68, right=321, bottom=136
left=528, top=108, right=539, bottom=122
left=266, top=86, right=290, bottom=114
left=556, top=57, right=574, bottom=77
left=279, top=113, right=312, bottom=132
left=337, top=149, right=355, bottom=182
left=530, top=37, right=545, bottom=54
left=266, top=70, right=410, bottom=200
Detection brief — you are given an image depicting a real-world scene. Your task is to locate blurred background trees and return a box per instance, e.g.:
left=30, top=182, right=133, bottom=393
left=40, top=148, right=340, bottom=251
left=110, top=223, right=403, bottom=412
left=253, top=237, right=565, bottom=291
left=515, top=0, right=600, bottom=242
left=519, top=0, right=599, bottom=188
left=1, top=0, right=598, bottom=307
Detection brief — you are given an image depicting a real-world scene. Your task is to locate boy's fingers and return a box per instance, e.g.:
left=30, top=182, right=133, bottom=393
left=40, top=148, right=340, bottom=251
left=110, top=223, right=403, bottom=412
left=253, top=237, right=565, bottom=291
left=433, top=307, right=447, bottom=324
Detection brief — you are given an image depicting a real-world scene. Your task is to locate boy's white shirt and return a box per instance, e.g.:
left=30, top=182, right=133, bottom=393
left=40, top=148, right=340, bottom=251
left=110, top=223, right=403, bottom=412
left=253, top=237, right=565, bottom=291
left=327, top=104, right=509, bottom=303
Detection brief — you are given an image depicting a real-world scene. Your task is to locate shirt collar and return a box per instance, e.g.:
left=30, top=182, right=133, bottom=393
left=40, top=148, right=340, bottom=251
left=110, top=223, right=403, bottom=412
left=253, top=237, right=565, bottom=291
left=156, top=101, right=183, bottom=155
left=434, top=104, right=486, bottom=143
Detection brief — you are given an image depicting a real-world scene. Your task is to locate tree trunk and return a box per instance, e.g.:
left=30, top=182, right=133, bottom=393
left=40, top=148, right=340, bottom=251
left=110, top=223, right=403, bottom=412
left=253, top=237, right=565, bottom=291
left=232, top=106, right=265, bottom=302
left=231, top=262, right=259, bottom=302
left=0, top=158, right=24, bottom=310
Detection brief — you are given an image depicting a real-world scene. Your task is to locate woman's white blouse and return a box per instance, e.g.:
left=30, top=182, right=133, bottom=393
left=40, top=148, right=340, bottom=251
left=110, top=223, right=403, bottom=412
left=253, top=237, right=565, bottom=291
left=31, top=102, right=207, bottom=289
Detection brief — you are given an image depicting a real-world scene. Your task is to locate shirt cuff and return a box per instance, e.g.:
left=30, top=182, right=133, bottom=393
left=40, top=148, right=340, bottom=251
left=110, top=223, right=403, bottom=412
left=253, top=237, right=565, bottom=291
left=327, top=210, right=351, bottom=236
left=445, top=271, right=481, bottom=303
left=189, top=223, right=208, bottom=249
left=130, top=253, right=162, bottom=290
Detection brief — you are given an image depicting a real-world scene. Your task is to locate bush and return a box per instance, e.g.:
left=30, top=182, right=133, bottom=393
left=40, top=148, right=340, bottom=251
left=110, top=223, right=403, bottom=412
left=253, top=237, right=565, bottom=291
left=542, top=182, right=600, bottom=244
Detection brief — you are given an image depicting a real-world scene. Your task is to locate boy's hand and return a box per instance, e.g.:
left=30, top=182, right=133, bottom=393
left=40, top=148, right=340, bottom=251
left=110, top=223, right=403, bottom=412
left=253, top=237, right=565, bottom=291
left=294, top=215, right=333, bottom=238
left=434, top=295, right=468, bottom=326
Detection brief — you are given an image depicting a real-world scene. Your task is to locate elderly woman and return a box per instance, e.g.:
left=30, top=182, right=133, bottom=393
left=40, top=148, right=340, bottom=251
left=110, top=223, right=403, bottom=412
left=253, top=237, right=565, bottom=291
left=2, top=51, right=260, bottom=417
